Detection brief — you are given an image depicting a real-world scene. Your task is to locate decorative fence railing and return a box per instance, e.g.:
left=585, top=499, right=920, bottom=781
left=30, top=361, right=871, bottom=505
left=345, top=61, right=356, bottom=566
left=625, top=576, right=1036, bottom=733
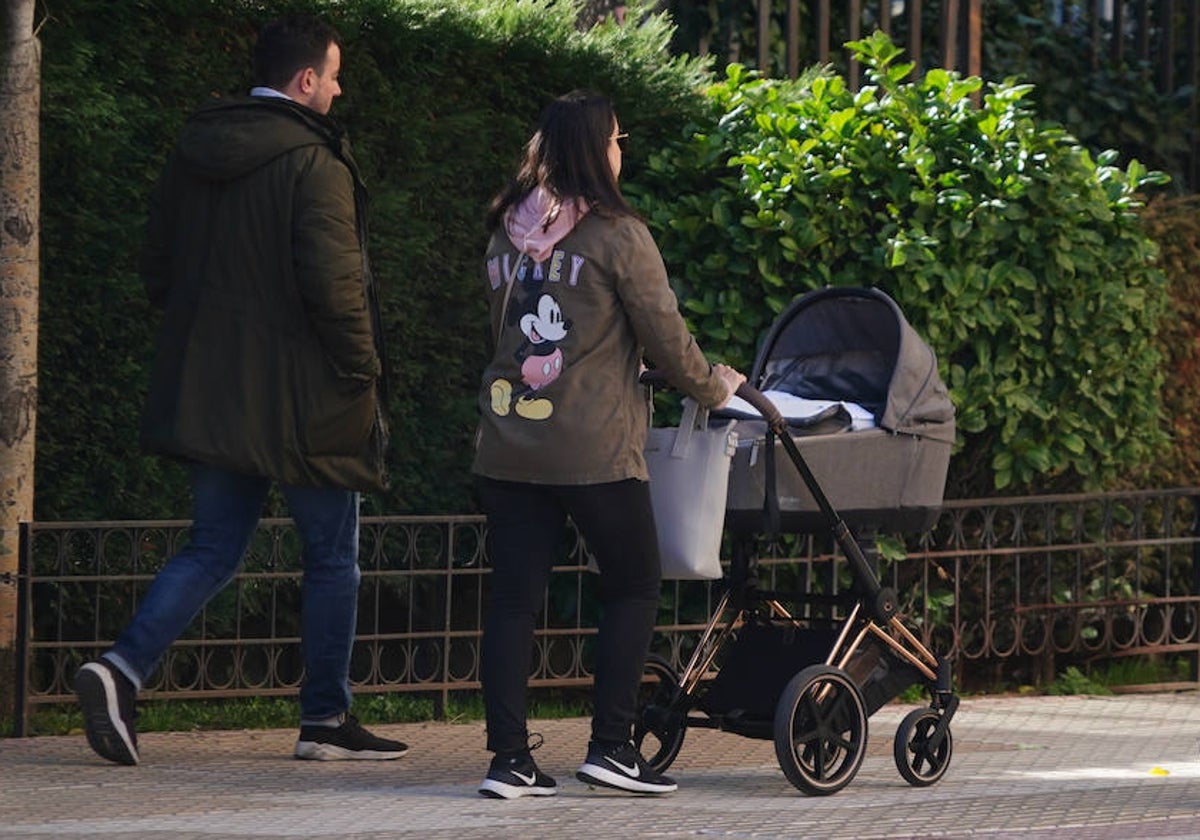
left=13, top=487, right=1200, bottom=736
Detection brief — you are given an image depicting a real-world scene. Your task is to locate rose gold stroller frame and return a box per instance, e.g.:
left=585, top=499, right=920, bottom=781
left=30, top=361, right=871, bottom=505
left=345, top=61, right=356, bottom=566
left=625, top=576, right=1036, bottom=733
left=634, top=382, right=958, bottom=796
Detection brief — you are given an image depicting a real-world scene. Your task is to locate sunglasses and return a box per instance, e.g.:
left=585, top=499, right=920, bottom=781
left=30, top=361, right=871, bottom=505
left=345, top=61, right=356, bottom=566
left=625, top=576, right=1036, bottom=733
left=613, top=132, right=629, bottom=152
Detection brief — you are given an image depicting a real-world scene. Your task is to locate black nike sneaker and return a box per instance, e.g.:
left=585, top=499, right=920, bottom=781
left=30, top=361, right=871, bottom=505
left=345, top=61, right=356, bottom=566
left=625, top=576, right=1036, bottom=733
left=479, top=750, right=558, bottom=799
left=575, top=739, right=677, bottom=794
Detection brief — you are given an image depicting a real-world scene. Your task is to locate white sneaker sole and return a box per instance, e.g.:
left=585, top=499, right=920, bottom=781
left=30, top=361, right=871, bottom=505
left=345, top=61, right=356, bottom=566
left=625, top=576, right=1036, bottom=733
left=478, top=778, right=558, bottom=799
left=74, top=663, right=139, bottom=766
left=293, top=742, right=408, bottom=761
left=576, top=762, right=677, bottom=794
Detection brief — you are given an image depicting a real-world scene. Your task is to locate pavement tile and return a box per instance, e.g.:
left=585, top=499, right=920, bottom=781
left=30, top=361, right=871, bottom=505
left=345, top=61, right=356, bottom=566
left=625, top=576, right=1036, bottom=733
left=2, top=693, right=1200, bottom=839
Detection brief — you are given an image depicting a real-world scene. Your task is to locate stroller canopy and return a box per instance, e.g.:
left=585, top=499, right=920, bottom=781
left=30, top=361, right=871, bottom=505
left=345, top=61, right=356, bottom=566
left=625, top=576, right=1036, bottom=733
left=751, top=286, right=955, bottom=444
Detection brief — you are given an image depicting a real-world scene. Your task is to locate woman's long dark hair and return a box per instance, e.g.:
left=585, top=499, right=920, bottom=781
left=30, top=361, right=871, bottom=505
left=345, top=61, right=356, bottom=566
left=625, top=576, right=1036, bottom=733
left=486, top=89, right=634, bottom=232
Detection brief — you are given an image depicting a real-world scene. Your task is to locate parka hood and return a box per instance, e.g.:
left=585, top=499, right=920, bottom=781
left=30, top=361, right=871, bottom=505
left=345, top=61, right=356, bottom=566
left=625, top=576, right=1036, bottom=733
left=176, top=96, right=343, bottom=182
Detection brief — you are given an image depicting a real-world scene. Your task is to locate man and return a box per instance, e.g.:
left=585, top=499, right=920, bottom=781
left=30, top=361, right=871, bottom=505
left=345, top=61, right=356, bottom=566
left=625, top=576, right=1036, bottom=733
left=73, top=14, right=404, bottom=766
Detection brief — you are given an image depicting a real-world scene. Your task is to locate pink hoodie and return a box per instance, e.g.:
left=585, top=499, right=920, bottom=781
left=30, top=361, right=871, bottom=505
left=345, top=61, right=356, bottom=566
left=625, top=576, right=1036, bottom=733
left=504, top=187, right=590, bottom=262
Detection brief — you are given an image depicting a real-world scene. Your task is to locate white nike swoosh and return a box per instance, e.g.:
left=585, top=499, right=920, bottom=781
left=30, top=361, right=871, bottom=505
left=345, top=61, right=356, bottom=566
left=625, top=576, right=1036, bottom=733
left=512, top=769, right=537, bottom=785
left=604, top=756, right=640, bottom=778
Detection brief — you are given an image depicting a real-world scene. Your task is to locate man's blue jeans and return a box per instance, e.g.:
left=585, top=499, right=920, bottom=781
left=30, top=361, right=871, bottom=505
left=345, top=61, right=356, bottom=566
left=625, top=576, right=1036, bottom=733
left=104, top=464, right=361, bottom=719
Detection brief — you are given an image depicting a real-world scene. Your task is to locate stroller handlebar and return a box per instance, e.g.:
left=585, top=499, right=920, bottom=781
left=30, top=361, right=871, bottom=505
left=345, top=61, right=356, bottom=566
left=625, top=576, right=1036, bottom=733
left=638, top=369, right=786, bottom=432
left=732, top=382, right=785, bottom=430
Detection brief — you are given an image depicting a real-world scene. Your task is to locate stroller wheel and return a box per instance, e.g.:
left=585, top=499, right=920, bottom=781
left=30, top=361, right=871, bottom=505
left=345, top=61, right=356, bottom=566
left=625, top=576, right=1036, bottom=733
left=893, top=706, right=953, bottom=786
left=773, top=664, right=868, bottom=796
left=632, top=654, right=687, bottom=773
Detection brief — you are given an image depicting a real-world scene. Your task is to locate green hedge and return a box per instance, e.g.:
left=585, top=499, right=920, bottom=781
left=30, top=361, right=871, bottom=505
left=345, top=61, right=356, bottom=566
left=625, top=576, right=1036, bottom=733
left=659, top=0, right=1198, bottom=193
left=1142, top=194, right=1200, bottom=488
left=36, top=0, right=711, bottom=518
left=980, top=0, right=1196, bottom=194
left=628, top=33, right=1169, bottom=495
left=35, top=2, right=1176, bottom=519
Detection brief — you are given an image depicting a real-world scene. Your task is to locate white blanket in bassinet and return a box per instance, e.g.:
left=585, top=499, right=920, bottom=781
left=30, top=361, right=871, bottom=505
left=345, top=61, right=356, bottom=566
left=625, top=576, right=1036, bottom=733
left=722, top=390, right=876, bottom=431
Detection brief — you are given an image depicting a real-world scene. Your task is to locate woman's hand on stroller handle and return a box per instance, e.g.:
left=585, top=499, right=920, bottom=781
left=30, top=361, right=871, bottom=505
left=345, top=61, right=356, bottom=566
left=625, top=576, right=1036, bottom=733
left=638, top=365, right=743, bottom=405
left=638, top=366, right=783, bottom=429
left=713, top=364, right=746, bottom=409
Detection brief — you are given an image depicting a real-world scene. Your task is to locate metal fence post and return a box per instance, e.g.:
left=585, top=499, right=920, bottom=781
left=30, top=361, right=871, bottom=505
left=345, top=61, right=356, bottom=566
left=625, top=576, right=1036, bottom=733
left=13, top=522, right=31, bottom=737
left=441, top=522, right=455, bottom=720
left=1192, top=495, right=1200, bottom=686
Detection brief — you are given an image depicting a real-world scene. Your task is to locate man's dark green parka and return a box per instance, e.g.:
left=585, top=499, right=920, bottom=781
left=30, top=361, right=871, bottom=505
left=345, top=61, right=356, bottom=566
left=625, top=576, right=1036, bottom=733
left=139, top=96, right=388, bottom=492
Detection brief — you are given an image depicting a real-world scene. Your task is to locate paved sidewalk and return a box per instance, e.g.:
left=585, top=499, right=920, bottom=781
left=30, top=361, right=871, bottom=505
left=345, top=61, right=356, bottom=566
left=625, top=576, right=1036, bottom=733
left=3, top=692, right=1200, bottom=839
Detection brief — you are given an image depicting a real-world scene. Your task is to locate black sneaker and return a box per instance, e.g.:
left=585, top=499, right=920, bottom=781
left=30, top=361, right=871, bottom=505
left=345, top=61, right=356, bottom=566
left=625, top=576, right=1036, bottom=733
left=294, top=714, right=409, bottom=760
left=74, top=660, right=139, bottom=766
left=576, top=740, right=677, bottom=794
left=479, top=751, right=558, bottom=799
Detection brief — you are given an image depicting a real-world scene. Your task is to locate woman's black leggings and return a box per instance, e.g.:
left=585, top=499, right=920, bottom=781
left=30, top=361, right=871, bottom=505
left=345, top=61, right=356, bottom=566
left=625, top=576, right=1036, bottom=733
left=476, top=476, right=662, bottom=755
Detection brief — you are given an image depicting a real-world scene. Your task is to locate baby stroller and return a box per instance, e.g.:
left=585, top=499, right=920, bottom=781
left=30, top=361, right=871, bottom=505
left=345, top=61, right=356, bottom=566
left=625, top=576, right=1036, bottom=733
left=635, top=286, right=958, bottom=795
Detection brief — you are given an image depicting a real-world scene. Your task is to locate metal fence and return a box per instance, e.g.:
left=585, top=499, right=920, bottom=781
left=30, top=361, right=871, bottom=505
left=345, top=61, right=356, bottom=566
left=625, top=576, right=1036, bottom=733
left=668, top=0, right=984, bottom=85
left=13, top=487, right=1200, bottom=736
left=680, top=0, right=1198, bottom=189
left=697, top=1, right=1196, bottom=91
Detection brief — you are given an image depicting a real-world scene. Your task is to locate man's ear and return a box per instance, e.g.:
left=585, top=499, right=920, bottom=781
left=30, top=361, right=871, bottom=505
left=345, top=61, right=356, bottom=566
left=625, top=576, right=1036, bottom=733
left=296, top=66, right=316, bottom=95
left=283, top=66, right=314, bottom=101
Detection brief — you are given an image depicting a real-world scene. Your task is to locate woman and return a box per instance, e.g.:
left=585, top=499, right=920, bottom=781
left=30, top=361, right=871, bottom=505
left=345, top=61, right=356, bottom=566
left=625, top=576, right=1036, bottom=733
left=473, top=90, right=745, bottom=800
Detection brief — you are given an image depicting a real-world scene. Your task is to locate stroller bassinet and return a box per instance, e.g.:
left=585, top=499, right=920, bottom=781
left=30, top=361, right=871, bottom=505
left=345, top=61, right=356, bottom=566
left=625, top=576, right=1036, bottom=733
left=723, top=285, right=955, bottom=534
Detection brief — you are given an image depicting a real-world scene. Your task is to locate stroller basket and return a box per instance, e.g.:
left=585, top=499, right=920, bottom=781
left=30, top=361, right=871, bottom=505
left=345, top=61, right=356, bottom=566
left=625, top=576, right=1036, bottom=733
left=697, top=620, right=840, bottom=725
left=693, top=620, right=923, bottom=729
left=722, top=286, right=955, bottom=533
left=843, top=635, right=924, bottom=716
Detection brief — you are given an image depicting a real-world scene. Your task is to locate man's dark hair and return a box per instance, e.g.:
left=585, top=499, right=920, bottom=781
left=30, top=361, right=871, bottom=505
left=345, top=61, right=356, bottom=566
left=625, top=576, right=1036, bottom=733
left=253, top=14, right=342, bottom=90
